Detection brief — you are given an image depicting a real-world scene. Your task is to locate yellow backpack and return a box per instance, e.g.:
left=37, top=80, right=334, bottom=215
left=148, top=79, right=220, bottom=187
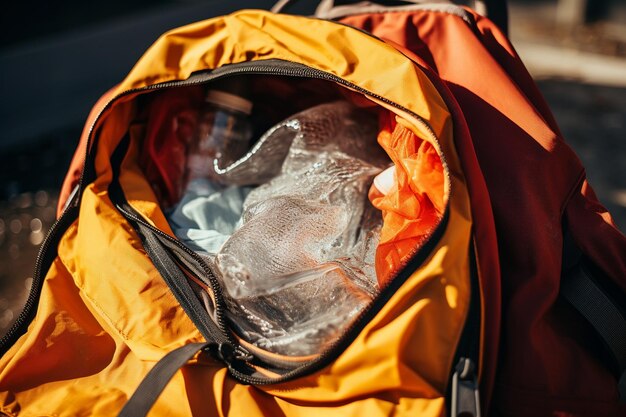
left=0, top=9, right=479, bottom=417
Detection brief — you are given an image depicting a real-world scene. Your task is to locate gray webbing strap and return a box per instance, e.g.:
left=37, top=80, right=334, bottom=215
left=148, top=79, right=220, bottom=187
left=269, top=0, right=508, bottom=35
left=561, top=262, right=626, bottom=401
left=118, top=342, right=211, bottom=417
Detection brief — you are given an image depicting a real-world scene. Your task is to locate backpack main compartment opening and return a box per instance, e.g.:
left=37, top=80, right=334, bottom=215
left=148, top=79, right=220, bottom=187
left=125, top=73, right=447, bottom=364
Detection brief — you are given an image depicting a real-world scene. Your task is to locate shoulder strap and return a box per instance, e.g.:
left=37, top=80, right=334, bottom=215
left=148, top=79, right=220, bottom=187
left=561, top=233, right=626, bottom=401
left=118, top=342, right=211, bottom=417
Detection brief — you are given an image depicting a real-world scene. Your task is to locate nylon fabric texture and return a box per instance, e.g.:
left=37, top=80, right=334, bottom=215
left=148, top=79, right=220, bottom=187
left=0, top=10, right=476, bottom=417
left=339, top=7, right=626, bottom=416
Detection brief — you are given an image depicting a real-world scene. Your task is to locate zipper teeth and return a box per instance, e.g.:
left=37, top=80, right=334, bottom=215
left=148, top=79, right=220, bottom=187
left=235, top=209, right=451, bottom=384
left=3, top=60, right=455, bottom=382
left=104, top=62, right=453, bottom=382
left=101, top=62, right=453, bottom=383
left=156, top=62, right=453, bottom=383
left=116, top=204, right=234, bottom=344
left=80, top=61, right=447, bottom=182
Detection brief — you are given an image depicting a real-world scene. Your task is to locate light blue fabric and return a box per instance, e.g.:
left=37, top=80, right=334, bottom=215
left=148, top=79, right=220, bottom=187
left=167, top=178, right=252, bottom=254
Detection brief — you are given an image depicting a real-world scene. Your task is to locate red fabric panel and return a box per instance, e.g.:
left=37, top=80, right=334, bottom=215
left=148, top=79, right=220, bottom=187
left=340, top=9, right=626, bottom=417
left=57, top=87, right=118, bottom=217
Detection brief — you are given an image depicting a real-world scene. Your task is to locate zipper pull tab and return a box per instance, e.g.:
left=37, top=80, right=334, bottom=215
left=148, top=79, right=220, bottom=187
left=234, top=345, right=254, bottom=362
left=451, top=357, right=481, bottom=417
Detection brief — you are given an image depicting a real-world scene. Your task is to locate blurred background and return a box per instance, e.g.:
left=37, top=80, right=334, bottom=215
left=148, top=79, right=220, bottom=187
left=0, top=0, right=625, bottom=336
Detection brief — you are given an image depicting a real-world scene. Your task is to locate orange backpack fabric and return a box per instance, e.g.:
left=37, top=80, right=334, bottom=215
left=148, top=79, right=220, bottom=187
left=338, top=6, right=626, bottom=417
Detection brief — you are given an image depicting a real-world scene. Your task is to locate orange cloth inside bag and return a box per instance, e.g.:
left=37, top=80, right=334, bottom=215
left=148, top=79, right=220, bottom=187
left=369, top=112, right=445, bottom=286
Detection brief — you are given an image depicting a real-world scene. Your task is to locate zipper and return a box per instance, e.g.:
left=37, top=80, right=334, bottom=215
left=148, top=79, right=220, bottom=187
left=114, top=189, right=449, bottom=381
left=116, top=202, right=233, bottom=344
left=106, top=132, right=252, bottom=369
left=102, top=59, right=459, bottom=385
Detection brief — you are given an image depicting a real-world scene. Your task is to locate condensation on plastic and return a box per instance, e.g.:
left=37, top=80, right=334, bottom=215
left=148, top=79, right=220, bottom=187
left=211, top=101, right=389, bottom=186
left=209, top=101, right=389, bottom=356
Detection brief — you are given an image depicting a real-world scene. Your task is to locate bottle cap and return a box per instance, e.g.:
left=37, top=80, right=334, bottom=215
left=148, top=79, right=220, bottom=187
left=206, top=90, right=253, bottom=115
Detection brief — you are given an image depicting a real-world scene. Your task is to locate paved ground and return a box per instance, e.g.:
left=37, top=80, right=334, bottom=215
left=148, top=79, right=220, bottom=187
left=536, top=79, right=626, bottom=230
left=509, top=0, right=626, bottom=229
left=0, top=131, right=76, bottom=335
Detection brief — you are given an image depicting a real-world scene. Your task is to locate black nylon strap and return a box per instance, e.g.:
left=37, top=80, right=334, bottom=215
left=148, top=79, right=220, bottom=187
left=561, top=259, right=626, bottom=401
left=118, top=342, right=211, bottom=417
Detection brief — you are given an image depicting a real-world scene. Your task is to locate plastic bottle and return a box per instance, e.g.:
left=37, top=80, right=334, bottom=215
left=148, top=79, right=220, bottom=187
left=185, top=78, right=253, bottom=192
